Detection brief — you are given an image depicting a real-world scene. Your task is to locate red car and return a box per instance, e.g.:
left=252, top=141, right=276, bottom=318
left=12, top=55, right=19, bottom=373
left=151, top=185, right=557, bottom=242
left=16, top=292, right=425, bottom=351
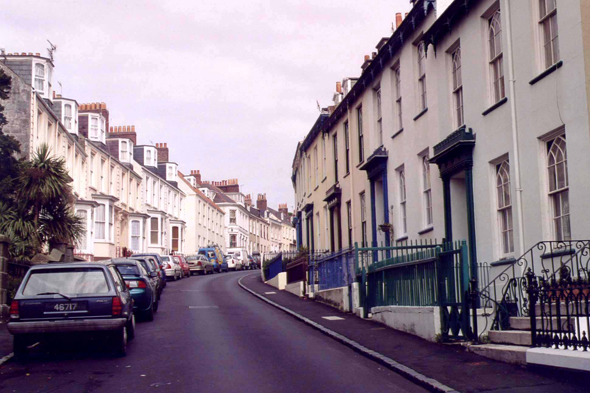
left=173, top=255, right=190, bottom=278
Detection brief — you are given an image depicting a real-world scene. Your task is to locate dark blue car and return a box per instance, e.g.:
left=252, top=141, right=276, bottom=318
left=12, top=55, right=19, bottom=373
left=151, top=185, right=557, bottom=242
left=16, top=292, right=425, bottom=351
left=112, top=259, right=158, bottom=321
left=133, top=253, right=167, bottom=289
left=8, top=262, right=135, bottom=357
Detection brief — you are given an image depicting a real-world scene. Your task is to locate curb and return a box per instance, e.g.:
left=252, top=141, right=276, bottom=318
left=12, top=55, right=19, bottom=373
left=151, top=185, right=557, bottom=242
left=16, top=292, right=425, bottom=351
left=238, top=274, right=458, bottom=393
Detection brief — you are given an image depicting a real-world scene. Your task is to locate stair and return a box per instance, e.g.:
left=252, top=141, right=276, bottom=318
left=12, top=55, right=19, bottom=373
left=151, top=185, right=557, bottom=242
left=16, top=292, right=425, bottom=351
left=509, top=316, right=575, bottom=331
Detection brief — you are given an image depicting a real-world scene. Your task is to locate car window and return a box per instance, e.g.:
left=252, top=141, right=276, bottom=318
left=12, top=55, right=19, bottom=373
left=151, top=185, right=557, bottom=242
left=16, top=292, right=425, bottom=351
left=173, top=256, right=181, bottom=263
left=137, top=260, right=152, bottom=273
left=116, top=265, right=140, bottom=276
left=23, top=268, right=109, bottom=295
left=161, top=256, right=170, bottom=262
left=108, top=266, right=126, bottom=293
left=207, top=251, right=215, bottom=258
left=137, top=264, right=148, bottom=276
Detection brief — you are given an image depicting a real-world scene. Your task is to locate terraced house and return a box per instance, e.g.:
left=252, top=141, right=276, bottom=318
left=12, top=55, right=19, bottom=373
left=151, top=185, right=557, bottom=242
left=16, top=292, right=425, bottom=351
left=292, top=0, right=590, bottom=361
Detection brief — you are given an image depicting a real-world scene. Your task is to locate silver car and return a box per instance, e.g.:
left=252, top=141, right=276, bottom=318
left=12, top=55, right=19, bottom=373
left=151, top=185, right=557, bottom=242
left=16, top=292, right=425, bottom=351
left=186, top=255, right=214, bottom=275
left=160, top=256, right=182, bottom=280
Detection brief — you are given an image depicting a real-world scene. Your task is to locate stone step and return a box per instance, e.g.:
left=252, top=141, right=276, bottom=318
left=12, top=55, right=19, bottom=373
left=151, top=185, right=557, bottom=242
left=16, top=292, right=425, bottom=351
left=534, top=302, right=588, bottom=316
left=488, top=330, right=532, bottom=346
left=468, top=344, right=528, bottom=365
left=509, top=316, right=576, bottom=331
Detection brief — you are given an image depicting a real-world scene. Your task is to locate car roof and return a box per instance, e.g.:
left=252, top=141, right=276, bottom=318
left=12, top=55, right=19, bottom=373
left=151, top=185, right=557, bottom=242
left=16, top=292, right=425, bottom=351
left=30, top=262, right=112, bottom=270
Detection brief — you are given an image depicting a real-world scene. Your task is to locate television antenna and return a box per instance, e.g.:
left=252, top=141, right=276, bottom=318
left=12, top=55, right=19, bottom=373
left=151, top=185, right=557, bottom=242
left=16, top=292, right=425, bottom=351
left=47, top=40, right=57, bottom=61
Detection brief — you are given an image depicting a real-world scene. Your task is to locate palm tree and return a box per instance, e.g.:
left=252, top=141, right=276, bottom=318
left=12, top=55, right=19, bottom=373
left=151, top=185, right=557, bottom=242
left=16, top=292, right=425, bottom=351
left=0, top=144, right=84, bottom=258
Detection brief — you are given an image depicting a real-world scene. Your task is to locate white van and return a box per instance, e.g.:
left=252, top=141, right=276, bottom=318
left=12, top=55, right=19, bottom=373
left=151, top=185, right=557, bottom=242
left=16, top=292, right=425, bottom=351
left=226, top=248, right=248, bottom=269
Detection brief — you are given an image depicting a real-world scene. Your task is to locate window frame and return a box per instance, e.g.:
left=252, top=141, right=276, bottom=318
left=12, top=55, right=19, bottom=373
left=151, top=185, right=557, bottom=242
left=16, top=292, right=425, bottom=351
left=495, top=159, right=514, bottom=255
left=488, top=10, right=505, bottom=104
left=538, top=0, right=559, bottom=70
left=398, top=168, right=407, bottom=236
left=451, top=46, right=464, bottom=128
left=393, top=63, right=402, bottom=131
left=422, top=155, right=433, bottom=228
left=344, top=121, right=350, bottom=175
left=357, top=107, right=364, bottom=163
left=333, top=132, right=339, bottom=183
left=417, top=42, right=427, bottom=112
left=546, top=134, right=570, bottom=241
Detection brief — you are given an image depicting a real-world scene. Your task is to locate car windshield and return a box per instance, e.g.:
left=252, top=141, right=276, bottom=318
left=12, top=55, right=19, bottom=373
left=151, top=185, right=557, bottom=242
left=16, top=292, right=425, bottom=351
left=116, top=265, right=140, bottom=276
left=161, top=256, right=170, bottom=261
left=23, top=268, right=109, bottom=296
left=207, top=251, right=215, bottom=258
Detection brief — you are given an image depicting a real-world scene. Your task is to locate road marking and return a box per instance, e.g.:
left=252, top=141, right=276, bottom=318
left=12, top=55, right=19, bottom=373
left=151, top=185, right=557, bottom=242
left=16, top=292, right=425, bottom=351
left=322, top=316, right=345, bottom=321
left=189, top=306, right=219, bottom=309
left=264, top=292, right=277, bottom=294
left=238, top=274, right=458, bottom=393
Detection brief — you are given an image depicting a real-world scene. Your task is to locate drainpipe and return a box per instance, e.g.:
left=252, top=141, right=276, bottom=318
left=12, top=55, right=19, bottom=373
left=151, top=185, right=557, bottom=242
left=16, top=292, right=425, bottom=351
left=503, top=0, right=526, bottom=255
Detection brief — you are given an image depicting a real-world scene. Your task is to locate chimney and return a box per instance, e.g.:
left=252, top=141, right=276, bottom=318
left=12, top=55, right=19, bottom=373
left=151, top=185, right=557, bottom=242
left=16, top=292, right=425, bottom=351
left=78, top=102, right=109, bottom=139
left=245, top=194, right=252, bottom=207
left=108, top=125, right=137, bottom=144
left=336, top=82, right=342, bottom=94
left=195, top=170, right=201, bottom=185
left=279, top=203, right=288, bottom=216
left=362, top=55, right=372, bottom=71
left=156, top=142, right=169, bottom=163
left=256, top=193, right=267, bottom=212
left=396, top=13, right=402, bottom=29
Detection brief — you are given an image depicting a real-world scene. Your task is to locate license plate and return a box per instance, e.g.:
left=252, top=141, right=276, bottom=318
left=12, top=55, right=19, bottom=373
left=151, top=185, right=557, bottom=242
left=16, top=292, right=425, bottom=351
left=45, top=302, right=88, bottom=312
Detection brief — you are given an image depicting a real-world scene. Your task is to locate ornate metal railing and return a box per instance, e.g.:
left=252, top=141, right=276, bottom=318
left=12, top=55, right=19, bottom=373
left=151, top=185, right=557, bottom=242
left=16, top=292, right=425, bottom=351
left=474, top=240, right=590, bottom=349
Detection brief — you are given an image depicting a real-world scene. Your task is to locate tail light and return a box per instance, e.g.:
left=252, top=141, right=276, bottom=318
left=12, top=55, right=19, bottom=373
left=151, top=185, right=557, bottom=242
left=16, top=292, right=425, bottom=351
left=126, top=280, right=147, bottom=289
left=197, top=261, right=202, bottom=266
left=9, top=301, right=19, bottom=319
left=112, top=297, right=123, bottom=316
left=165, top=263, right=171, bottom=269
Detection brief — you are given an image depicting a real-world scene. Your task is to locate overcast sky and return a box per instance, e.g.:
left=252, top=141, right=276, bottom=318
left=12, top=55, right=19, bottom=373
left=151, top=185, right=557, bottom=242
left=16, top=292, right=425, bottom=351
left=1, top=0, right=412, bottom=211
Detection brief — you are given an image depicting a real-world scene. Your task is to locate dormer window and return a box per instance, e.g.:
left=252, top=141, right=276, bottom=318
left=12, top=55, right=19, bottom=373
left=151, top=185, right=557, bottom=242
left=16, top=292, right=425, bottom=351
left=64, top=104, right=72, bottom=130
left=90, top=116, right=99, bottom=139
left=101, top=118, right=106, bottom=141
left=34, top=63, right=45, bottom=94
left=146, top=149, right=152, bottom=165
left=121, top=141, right=128, bottom=161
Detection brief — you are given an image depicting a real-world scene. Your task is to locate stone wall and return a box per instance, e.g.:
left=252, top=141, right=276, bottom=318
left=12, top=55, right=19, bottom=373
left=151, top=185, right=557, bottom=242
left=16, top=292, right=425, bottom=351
left=0, top=63, right=32, bottom=159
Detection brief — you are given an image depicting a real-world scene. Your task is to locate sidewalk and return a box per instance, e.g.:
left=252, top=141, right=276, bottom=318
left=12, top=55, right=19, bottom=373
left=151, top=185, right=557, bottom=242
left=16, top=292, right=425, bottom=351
left=240, top=273, right=590, bottom=392
left=0, top=319, right=13, bottom=360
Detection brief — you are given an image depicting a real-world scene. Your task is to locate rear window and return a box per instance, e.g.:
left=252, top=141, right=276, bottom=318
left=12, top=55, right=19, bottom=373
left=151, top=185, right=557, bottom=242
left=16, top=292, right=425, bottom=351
left=23, top=268, right=109, bottom=295
left=161, top=256, right=170, bottom=261
left=173, top=256, right=181, bottom=263
left=136, top=260, right=153, bottom=272
left=186, top=256, right=197, bottom=261
left=116, top=265, right=140, bottom=276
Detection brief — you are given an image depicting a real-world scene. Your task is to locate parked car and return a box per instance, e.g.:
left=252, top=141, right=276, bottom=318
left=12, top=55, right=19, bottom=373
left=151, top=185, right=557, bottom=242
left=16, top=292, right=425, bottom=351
left=161, top=256, right=182, bottom=280
left=186, top=254, right=214, bottom=275
left=252, top=252, right=262, bottom=269
left=112, top=259, right=158, bottom=321
left=173, top=255, right=190, bottom=278
left=225, top=255, right=238, bottom=271
left=227, top=248, right=248, bottom=269
left=131, top=256, right=163, bottom=300
left=132, top=253, right=167, bottom=289
left=198, top=246, right=227, bottom=273
left=8, top=262, right=135, bottom=357
left=247, top=255, right=258, bottom=270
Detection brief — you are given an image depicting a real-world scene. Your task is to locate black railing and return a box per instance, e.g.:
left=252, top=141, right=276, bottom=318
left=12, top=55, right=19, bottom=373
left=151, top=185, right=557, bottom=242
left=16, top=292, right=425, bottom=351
left=474, top=240, right=590, bottom=350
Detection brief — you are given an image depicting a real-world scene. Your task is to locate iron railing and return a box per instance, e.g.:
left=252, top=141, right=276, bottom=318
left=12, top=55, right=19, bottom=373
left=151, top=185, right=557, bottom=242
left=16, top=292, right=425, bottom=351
left=309, top=248, right=355, bottom=291
left=475, top=240, right=590, bottom=351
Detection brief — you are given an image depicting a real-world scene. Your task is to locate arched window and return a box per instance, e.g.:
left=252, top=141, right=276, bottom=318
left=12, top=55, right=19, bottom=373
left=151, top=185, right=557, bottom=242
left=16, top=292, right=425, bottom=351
left=488, top=10, right=505, bottom=103
left=496, top=160, right=513, bottom=254
left=547, top=135, right=570, bottom=240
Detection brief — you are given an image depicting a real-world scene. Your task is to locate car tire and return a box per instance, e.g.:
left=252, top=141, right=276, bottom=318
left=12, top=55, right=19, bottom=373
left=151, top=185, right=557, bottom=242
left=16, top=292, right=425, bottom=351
left=13, top=335, right=29, bottom=359
left=126, top=314, right=136, bottom=341
left=114, top=326, right=127, bottom=357
left=144, top=305, right=155, bottom=322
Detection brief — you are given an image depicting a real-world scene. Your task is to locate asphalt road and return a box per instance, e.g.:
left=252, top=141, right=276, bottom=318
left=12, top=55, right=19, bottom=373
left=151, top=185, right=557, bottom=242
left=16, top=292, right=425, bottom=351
left=0, top=270, right=426, bottom=393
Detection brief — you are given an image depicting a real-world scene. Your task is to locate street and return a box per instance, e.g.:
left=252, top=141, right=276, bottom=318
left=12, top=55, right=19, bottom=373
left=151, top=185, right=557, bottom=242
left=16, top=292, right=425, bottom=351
left=0, top=271, right=426, bottom=393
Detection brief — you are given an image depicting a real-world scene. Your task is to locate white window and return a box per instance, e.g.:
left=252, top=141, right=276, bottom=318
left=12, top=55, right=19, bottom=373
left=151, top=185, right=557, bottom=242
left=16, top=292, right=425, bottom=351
left=360, top=192, right=367, bottom=247
left=488, top=10, right=505, bottom=104
left=64, top=104, right=72, bottom=130
left=496, top=160, right=514, bottom=254
left=314, top=146, right=319, bottom=187
left=230, top=209, right=236, bottom=224
left=90, top=116, right=99, bottom=139
left=322, top=135, right=327, bottom=179
left=375, top=87, right=383, bottom=146
left=547, top=135, right=570, bottom=241
left=344, top=122, right=350, bottom=174
left=101, top=159, right=106, bottom=192
left=76, top=210, right=88, bottom=251
left=146, top=149, right=152, bottom=166
left=394, top=64, right=402, bottom=131
left=399, top=169, right=407, bottom=235
left=109, top=204, right=114, bottom=241
left=121, top=141, right=128, bottom=162
left=358, top=107, right=364, bottom=163
left=150, top=217, right=159, bottom=245
left=417, top=42, right=427, bottom=111
left=90, top=154, right=96, bottom=188
left=34, top=63, right=45, bottom=93
left=95, top=204, right=106, bottom=240
left=452, top=46, right=464, bottom=128
left=172, top=226, right=180, bottom=251
left=131, top=220, right=141, bottom=251
left=539, top=0, right=559, bottom=69
left=101, top=118, right=106, bottom=141
left=422, top=156, right=433, bottom=227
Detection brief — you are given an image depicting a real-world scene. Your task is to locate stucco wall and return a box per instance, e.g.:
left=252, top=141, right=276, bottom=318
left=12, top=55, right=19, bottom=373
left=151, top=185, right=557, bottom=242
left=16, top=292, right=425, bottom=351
left=371, top=306, right=441, bottom=342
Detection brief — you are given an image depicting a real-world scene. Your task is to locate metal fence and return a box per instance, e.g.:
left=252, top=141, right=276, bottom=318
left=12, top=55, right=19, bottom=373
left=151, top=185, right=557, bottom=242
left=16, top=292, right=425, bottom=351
left=265, top=253, right=283, bottom=281
left=314, top=248, right=355, bottom=291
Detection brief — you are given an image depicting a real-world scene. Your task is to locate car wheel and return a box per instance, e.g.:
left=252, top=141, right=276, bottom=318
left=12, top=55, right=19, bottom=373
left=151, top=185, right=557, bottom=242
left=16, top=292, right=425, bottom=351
left=126, top=314, right=136, bottom=340
left=114, top=326, right=128, bottom=357
left=13, top=335, right=29, bottom=359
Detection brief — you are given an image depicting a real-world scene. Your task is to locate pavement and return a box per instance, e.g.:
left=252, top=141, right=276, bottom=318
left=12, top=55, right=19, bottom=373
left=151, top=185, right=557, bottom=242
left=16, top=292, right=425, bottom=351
left=239, top=273, right=590, bottom=393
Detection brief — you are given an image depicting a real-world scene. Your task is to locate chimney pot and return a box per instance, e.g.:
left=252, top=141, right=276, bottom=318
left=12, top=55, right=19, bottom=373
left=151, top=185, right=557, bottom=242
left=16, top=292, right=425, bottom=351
left=396, top=12, right=403, bottom=29
left=336, top=82, right=342, bottom=93
left=132, top=125, right=135, bottom=132
left=21, top=52, right=26, bottom=55
left=28, top=52, right=32, bottom=55
left=36, top=52, right=40, bottom=56
left=364, top=54, right=370, bottom=61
